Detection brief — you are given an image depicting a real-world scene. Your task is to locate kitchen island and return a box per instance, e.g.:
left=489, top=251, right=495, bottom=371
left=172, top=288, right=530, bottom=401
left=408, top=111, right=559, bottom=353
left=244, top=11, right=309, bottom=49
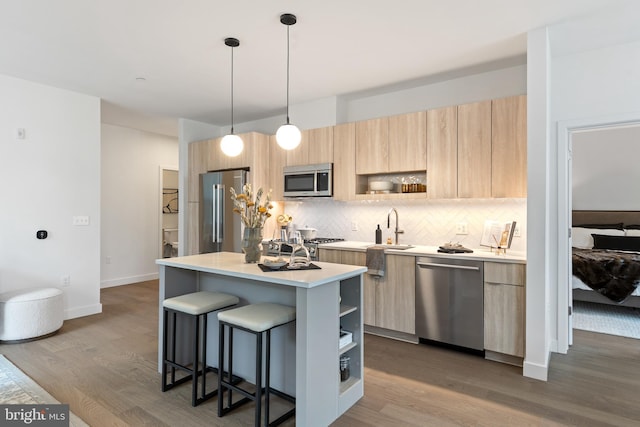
left=156, top=252, right=367, bottom=427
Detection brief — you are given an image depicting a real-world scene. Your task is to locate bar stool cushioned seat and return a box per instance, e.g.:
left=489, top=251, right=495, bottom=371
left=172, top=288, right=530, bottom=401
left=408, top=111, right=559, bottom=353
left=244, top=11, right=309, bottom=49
left=0, top=287, right=64, bottom=342
left=218, top=302, right=296, bottom=427
left=162, top=291, right=239, bottom=406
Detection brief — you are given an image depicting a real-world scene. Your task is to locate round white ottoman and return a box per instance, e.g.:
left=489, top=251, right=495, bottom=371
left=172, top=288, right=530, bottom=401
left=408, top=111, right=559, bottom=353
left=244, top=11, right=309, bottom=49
left=0, top=287, right=64, bottom=342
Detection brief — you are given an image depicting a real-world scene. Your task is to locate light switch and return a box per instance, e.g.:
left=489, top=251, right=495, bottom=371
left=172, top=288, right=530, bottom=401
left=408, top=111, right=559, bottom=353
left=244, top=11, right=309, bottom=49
left=73, top=216, right=90, bottom=226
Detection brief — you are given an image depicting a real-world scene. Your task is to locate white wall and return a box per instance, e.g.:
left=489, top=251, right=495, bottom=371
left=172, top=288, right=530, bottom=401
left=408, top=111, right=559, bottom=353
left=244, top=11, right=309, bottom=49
left=0, top=74, right=101, bottom=319
left=573, top=126, right=640, bottom=210
left=101, top=124, right=178, bottom=287
left=525, top=2, right=640, bottom=379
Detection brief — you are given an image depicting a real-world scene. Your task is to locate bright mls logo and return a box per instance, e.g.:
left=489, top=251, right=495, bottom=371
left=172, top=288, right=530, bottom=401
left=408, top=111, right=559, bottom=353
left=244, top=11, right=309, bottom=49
left=0, top=405, right=69, bottom=426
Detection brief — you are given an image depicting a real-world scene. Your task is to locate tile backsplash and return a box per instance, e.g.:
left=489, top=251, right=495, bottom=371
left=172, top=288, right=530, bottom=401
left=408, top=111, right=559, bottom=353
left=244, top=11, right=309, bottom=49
left=278, top=198, right=527, bottom=253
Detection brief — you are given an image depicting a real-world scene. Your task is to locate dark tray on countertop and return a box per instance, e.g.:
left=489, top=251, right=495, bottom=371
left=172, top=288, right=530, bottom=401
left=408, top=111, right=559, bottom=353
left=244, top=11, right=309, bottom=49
left=258, top=263, right=321, bottom=272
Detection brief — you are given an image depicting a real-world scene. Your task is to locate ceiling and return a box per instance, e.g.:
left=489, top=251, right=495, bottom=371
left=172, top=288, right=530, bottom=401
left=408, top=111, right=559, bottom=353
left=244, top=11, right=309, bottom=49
left=0, top=1, right=627, bottom=136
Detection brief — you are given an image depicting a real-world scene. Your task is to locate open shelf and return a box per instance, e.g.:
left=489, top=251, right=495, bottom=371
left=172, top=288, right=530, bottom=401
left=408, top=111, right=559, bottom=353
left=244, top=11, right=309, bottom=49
left=339, top=341, right=357, bottom=355
left=339, top=375, right=360, bottom=395
left=340, top=304, right=357, bottom=317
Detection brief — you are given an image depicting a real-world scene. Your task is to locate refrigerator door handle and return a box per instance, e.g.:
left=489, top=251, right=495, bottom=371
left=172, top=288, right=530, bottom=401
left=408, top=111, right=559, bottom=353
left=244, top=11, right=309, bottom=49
left=213, top=184, right=225, bottom=243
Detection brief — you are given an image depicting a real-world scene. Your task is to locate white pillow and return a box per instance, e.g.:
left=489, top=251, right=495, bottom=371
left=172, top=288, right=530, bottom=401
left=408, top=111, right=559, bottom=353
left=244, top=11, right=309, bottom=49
left=571, top=227, right=625, bottom=249
left=625, top=229, right=640, bottom=237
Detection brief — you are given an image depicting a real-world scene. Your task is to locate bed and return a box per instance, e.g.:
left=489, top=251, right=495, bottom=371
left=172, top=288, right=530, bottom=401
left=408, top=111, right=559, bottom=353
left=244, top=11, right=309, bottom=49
left=572, top=210, right=640, bottom=308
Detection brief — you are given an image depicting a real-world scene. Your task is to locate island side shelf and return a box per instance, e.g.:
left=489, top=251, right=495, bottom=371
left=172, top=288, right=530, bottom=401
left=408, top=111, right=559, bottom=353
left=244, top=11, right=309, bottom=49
left=338, top=274, right=364, bottom=413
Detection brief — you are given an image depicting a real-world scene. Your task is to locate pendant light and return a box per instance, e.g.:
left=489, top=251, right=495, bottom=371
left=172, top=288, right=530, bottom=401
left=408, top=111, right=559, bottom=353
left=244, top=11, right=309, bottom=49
left=276, top=13, right=301, bottom=150
left=220, top=37, right=244, bottom=157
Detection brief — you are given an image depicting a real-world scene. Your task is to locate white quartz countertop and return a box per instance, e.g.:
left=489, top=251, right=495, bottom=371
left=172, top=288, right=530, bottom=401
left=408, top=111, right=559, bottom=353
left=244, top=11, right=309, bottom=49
left=156, top=252, right=367, bottom=288
left=318, top=241, right=526, bottom=263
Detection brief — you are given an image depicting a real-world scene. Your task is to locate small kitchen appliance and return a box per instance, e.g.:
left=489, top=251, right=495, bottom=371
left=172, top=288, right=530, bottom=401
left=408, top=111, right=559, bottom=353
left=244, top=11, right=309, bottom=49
left=283, top=163, right=332, bottom=197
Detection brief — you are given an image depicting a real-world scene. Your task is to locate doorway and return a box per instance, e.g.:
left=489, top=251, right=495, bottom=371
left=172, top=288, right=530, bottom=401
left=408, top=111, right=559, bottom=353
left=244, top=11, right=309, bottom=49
left=557, top=114, right=640, bottom=352
left=160, top=167, right=179, bottom=258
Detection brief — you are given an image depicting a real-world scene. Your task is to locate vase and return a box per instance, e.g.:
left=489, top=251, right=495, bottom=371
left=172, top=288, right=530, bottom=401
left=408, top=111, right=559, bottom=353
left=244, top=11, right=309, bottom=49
left=242, top=227, right=263, bottom=263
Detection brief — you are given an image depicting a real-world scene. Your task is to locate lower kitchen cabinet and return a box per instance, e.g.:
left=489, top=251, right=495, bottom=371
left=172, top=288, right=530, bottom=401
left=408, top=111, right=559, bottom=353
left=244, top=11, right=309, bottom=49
left=484, top=261, right=526, bottom=365
left=373, top=254, right=416, bottom=334
left=320, top=249, right=415, bottom=334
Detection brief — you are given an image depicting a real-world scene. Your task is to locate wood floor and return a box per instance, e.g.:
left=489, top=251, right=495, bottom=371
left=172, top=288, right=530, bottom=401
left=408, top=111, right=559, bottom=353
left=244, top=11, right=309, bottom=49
left=1, top=280, right=639, bottom=426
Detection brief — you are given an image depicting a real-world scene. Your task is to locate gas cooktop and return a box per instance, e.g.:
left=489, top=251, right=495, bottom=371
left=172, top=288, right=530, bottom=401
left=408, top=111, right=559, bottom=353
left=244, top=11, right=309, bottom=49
left=305, top=237, right=345, bottom=244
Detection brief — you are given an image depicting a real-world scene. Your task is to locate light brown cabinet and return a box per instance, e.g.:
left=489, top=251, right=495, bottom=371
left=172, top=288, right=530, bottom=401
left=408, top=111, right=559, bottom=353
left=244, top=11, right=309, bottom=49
left=285, top=126, right=334, bottom=167
left=388, top=111, right=427, bottom=172
left=268, top=135, right=286, bottom=200
left=355, top=117, right=388, bottom=174
left=319, top=249, right=415, bottom=334
left=492, top=95, right=527, bottom=198
left=333, top=123, right=357, bottom=201
left=426, top=106, right=458, bottom=199
left=374, top=254, right=416, bottom=334
left=457, top=100, right=492, bottom=198
left=307, top=127, right=334, bottom=164
left=355, top=112, right=427, bottom=176
left=188, top=140, right=209, bottom=203
left=484, top=262, right=526, bottom=364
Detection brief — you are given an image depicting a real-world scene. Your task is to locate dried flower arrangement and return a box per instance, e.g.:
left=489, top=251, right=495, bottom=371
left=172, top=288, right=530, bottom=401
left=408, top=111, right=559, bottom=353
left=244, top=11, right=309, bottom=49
left=229, top=184, right=273, bottom=228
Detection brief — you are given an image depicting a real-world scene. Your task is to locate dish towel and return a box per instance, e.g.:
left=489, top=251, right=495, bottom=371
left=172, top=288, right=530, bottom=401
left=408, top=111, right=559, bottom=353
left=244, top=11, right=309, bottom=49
left=366, top=246, right=386, bottom=277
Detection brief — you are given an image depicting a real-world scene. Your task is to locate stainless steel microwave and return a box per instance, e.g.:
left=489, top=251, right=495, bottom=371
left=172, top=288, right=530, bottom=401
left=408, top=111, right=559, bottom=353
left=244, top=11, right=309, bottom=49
left=283, top=163, right=332, bottom=197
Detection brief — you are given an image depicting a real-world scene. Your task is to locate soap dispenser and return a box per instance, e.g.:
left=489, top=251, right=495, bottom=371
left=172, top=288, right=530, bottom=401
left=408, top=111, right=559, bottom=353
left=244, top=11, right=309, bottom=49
left=375, top=224, right=382, bottom=244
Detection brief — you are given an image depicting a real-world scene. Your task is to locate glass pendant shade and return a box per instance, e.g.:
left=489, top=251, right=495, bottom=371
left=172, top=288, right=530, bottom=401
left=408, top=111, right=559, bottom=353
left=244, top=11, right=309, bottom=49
left=220, top=133, right=244, bottom=157
left=276, top=123, right=301, bottom=150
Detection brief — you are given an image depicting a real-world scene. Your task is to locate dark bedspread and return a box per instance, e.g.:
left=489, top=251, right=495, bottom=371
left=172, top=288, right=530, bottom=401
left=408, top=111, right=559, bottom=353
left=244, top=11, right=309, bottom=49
left=572, top=248, right=640, bottom=303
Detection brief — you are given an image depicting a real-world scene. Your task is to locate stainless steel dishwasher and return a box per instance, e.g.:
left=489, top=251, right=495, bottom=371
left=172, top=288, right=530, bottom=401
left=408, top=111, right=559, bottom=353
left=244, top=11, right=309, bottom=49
left=415, top=256, right=484, bottom=351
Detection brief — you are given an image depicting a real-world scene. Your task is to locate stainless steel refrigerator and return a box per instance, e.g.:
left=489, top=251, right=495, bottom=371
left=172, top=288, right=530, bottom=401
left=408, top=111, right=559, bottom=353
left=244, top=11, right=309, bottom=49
left=199, top=169, right=247, bottom=254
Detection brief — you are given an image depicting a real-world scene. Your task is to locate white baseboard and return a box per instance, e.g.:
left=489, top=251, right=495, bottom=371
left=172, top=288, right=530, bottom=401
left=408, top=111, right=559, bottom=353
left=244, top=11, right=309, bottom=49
left=523, top=354, right=550, bottom=381
left=64, top=303, right=102, bottom=320
left=101, top=273, right=159, bottom=288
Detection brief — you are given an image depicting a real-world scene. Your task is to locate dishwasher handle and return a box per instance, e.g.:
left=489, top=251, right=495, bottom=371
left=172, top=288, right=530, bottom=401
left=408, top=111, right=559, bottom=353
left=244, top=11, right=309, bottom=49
left=416, top=261, right=480, bottom=271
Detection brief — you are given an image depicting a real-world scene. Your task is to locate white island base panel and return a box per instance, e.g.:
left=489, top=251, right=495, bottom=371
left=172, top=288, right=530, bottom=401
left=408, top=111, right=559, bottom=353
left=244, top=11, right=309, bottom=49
left=157, top=253, right=365, bottom=426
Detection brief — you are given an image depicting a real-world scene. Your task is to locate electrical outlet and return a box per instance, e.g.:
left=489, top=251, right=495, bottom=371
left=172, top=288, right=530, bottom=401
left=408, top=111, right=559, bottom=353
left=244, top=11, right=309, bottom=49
left=351, top=221, right=359, bottom=231
left=514, top=225, right=521, bottom=237
left=105, top=256, right=112, bottom=265
left=61, top=275, right=71, bottom=287
left=455, top=222, right=468, bottom=235
left=72, top=216, right=90, bottom=226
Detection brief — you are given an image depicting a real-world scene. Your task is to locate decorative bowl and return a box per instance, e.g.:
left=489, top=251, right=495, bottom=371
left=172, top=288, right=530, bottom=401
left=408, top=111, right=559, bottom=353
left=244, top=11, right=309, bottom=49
left=369, top=181, right=394, bottom=191
left=263, top=258, right=288, bottom=269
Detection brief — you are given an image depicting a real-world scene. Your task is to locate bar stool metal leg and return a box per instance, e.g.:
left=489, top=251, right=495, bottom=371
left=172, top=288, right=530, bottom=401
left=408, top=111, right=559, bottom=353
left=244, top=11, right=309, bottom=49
left=255, top=331, right=263, bottom=427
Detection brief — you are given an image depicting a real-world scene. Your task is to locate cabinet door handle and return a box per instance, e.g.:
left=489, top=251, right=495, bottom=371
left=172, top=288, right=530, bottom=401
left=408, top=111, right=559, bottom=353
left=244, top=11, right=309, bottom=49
left=417, top=262, right=480, bottom=271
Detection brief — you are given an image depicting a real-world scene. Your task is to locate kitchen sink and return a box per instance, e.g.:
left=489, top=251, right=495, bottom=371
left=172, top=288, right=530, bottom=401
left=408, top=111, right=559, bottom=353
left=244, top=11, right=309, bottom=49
left=384, top=244, right=415, bottom=250
left=371, top=244, right=415, bottom=250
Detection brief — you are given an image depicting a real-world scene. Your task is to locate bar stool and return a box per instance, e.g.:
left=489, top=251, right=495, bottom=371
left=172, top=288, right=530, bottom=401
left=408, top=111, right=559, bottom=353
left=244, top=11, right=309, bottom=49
left=217, top=302, right=296, bottom=426
left=162, top=291, right=239, bottom=406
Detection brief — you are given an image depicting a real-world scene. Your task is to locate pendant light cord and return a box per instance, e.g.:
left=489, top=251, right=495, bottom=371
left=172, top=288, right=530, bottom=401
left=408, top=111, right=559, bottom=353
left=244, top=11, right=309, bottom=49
left=286, top=24, right=291, bottom=125
left=230, top=45, right=235, bottom=134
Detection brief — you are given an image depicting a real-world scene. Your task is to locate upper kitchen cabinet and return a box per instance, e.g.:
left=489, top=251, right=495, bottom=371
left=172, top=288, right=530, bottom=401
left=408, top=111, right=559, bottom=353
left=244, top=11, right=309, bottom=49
left=355, top=117, right=388, bottom=174
left=426, top=106, right=458, bottom=199
left=457, top=100, right=492, bottom=198
left=388, top=111, right=427, bottom=172
left=285, top=126, right=334, bottom=167
left=307, top=126, right=334, bottom=164
left=492, top=95, right=527, bottom=198
left=268, top=134, right=286, bottom=200
left=333, top=123, right=357, bottom=201
left=242, top=132, right=270, bottom=192
left=188, top=139, right=209, bottom=203
left=355, top=112, right=426, bottom=175
left=208, top=136, right=248, bottom=171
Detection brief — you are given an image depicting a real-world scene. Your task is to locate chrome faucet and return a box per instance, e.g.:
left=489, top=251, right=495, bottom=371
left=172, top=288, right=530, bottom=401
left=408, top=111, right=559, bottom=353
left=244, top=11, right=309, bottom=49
left=387, top=207, right=404, bottom=245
